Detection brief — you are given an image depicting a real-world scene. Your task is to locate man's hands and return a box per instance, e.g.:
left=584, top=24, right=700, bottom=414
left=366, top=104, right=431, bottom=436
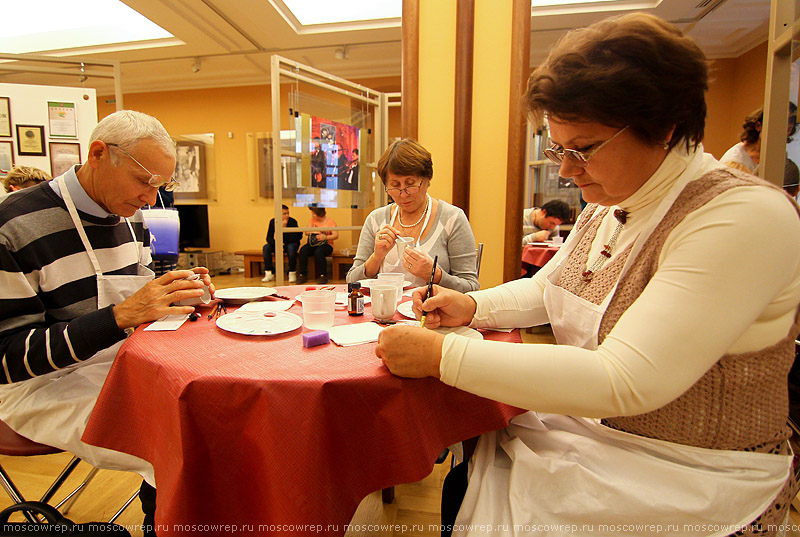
left=112, top=268, right=214, bottom=330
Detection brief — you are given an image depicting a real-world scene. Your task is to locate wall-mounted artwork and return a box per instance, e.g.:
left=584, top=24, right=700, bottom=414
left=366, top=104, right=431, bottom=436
left=49, top=142, right=81, bottom=177
left=0, top=98, right=11, bottom=138
left=0, top=141, right=14, bottom=176
left=173, top=141, right=207, bottom=199
left=310, top=116, right=359, bottom=191
left=47, top=101, right=78, bottom=138
left=16, top=125, right=45, bottom=156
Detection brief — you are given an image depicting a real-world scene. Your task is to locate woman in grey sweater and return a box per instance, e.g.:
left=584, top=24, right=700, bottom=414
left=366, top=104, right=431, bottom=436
left=347, top=139, right=479, bottom=292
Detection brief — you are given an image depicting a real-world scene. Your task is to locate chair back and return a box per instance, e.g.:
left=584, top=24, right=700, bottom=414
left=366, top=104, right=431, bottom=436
left=475, top=243, right=484, bottom=277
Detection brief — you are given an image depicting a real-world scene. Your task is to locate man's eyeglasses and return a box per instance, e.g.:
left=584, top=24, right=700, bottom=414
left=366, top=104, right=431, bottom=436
left=385, top=182, right=425, bottom=196
left=544, top=125, right=629, bottom=168
left=106, top=143, right=179, bottom=192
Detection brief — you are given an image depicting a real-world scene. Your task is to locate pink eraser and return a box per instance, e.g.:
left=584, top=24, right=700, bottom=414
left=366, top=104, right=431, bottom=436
left=302, top=330, right=330, bottom=348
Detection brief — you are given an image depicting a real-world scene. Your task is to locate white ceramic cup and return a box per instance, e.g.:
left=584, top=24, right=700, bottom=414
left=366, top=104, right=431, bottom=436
left=370, top=283, right=398, bottom=322
left=174, top=273, right=212, bottom=306
left=552, top=235, right=564, bottom=246
left=378, top=272, right=405, bottom=304
left=300, top=290, right=336, bottom=329
left=395, top=236, right=414, bottom=260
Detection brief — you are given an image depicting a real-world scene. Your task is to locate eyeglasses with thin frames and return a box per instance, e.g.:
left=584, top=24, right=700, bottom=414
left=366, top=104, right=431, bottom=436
left=106, top=143, right=179, bottom=192
left=544, top=125, right=629, bottom=168
left=385, top=181, right=426, bottom=197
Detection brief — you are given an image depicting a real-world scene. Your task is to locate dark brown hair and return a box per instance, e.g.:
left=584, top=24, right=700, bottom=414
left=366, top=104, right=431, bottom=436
left=376, top=139, right=433, bottom=184
left=309, top=207, right=326, bottom=218
left=526, top=13, right=708, bottom=151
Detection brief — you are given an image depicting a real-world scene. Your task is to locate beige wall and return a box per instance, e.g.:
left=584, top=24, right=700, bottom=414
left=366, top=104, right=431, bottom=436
left=705, top=42, right=768, bottom=159
left=98, top=37, right=768, bottom=283
left=100, top=76, right=401, bottom=256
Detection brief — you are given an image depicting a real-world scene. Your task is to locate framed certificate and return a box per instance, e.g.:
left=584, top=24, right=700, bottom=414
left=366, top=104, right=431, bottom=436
left=49, top=142, right=81, bottom=177
left=16, top=125, right=46, bottom=156
left=0, top=141, right=14, bottom=175
left=0, top=98, right=10, bottom=138
left=47, top=101, right=77, bottom=138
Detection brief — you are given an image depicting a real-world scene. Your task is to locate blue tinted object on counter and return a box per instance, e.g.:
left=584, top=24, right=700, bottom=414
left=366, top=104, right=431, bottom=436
left=302, top=330, right=330, bottom=348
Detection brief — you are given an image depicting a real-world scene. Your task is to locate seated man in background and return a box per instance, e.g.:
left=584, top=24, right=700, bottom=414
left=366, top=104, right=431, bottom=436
left=262, top=204, right=302, bottom=282
left=522, top=199, right=571, bottom=245
left=0, top=110, right=213, bottom=537
left=1, top=165, right=51, bottom=194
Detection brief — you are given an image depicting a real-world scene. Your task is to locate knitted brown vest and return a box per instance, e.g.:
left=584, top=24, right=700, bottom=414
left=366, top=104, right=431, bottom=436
left=557, top=168, right=799, bottom=452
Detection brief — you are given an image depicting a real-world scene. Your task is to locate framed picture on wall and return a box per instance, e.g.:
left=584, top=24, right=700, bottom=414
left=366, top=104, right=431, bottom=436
left=0, top=98, right=10, bottom=138
left=173, top=141, right=207, bottom=199
left=49, top=142, right=81, bottom=177
left=47, top=101, right=77, bottom=138
left=16, top=125, right=46, bottom=156
left=0, top=141, right=14, bottom=176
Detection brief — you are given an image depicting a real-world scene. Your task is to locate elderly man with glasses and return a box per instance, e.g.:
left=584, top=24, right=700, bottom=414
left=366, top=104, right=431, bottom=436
left=0, top=110, right=212, bottom=537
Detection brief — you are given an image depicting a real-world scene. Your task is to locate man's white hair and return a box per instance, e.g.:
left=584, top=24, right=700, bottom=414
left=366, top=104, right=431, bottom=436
left=90, top=110, right=175, bottom=164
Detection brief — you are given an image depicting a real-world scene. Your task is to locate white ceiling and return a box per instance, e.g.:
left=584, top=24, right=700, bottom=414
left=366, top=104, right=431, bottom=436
left=0, top=0, right=771, bottom=96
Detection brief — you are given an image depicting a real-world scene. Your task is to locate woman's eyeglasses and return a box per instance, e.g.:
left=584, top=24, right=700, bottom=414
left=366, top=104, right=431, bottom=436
left=385, top=182, right=424, bottom=196
left=106, top=143, right=179, bottom=192
left=544, top=125, right=629, bottom=168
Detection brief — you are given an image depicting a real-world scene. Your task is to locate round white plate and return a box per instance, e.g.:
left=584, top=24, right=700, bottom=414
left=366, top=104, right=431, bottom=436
left=431, top=326, right=483, bottom=340
left=214, top=287, right=277, bottom=304
left=216, top=311, right=302, bottom=336
left=359, top=279, right=413, bottom=289
left=397, top=301, right=416, bottom=319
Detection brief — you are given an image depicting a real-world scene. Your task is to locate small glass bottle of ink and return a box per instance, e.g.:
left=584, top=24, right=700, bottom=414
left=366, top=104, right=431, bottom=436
left=347, top=282, right=364, bottom=316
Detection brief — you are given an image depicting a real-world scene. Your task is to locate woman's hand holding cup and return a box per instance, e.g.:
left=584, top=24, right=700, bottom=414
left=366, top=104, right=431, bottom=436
left=374, top=225, right=400, bottom=259
left=403, top=248, right=435, bottom=280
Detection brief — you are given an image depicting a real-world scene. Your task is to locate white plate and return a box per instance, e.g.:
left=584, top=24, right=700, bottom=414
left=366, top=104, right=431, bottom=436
left=397, top=301, right=416, bottom=319
left=432, top=326, right=484, bottom=340
left=359, top=279, right=413, bottom=289
left=215, top=311, right=302, bottom=336
left=214, top=287, right=277, bottom=304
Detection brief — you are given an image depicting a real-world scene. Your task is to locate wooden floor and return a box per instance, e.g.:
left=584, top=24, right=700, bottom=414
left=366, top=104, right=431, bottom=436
left=2, top=272, right=799, bottom=535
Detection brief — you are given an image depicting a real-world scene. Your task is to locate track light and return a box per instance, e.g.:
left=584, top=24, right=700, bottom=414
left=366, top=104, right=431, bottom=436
left=191, top=58, right=202, bottom=73
left=334, top=46, right=349, bottom=60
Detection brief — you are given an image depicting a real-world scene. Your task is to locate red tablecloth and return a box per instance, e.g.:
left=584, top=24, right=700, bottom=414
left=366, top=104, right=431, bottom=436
left=83, top=285, right=524, bottom=536
left=521, top=244, right=560, bottom=275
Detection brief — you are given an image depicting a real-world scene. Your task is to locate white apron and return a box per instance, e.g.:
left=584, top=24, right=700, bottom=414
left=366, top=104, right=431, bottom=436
left=455, top=152, right=792, bottom=536
left=381, top=195, right=432, bottom=287
left=0, top=176, right=156, bottom=484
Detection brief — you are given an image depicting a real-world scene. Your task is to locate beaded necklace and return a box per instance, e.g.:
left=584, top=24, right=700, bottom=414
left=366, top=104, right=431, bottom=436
left=576, top=209, right=628, bottom=292
left=398, top=195, right=431, bottom=228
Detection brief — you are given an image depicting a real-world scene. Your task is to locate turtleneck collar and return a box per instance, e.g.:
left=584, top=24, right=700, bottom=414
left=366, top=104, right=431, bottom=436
left=616, top=143, right=721, bottom=218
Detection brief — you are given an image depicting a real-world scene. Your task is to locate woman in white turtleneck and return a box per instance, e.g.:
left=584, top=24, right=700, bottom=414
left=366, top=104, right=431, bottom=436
left=375, top=13, right=800, bottom=537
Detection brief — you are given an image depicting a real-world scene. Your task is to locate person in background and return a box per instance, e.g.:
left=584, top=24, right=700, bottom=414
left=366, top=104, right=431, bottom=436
left=784, top=158, right=799, bottom=200
left=296, top=206, right=338, bottom=284
left=375, top=13, right=800, bottom=535
left=1, top=164, right=51, bottom=193
left=347, top=148, right=359, bottom=186
left=346, top=139, right=479, bottom=292
left=720, top=102, right=797, bottom=175
left=0, top=110, right=214, bottom=537
left=311, top=143, right=326, bottom=188
left=337, top=147, right=350, bottom=190
left=522, top=199, right=571, bottom=245
left=261, top=204, right=302, bottom=283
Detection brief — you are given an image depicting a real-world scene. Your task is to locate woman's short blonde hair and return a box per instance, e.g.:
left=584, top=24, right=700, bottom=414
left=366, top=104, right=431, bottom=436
left=2, top=165, right=52, bottom=193
left=376, top=139, right=433, bottom=184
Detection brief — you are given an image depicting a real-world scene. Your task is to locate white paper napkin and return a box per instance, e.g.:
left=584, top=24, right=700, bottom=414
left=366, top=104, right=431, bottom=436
left=144, top=314, right=190, bottom=331
left=328, top=322, right=384, bottom=346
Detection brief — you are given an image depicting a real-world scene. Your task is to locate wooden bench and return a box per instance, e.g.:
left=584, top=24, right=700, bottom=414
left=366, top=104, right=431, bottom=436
left=235, top=249, right=355, bottom=280
left=234, top=249, right=312, bottom=279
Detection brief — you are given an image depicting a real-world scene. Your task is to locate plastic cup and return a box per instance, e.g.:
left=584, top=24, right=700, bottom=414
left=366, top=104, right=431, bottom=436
left=552, top=235, right=564, bottom=246
left=300, top=290, right=336, bottom=329
left=378, top=272, right=405, bottom=303
left=395, top=236, right=414, bottom=260
left=371, top=283, right=398, bottom=322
